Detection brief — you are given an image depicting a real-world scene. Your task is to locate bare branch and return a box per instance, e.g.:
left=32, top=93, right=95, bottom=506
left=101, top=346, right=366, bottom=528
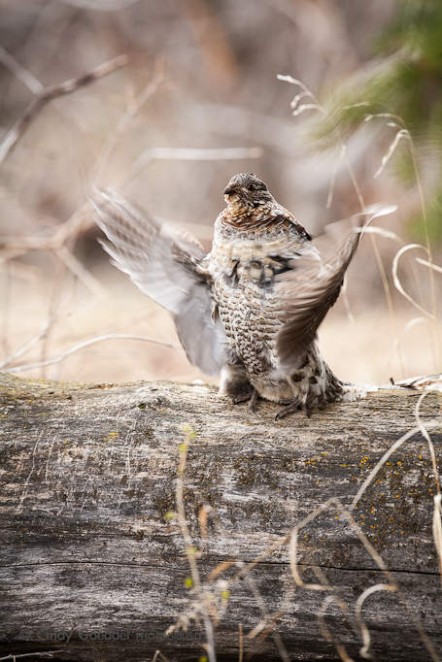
left=128, top=146, right=263, bottom=184
left=55, top=245, right=106, bottom=298
left=5, top=333, right=177, bottom=374
left=0, top=46, right=43, bottom=94
left=58, top=0, right=142, bottom=9
left=93, top=61, right=166, bottom=185
left=0, top=322, right=53, bottom=369
left=0, top=54, right=129, bottom=165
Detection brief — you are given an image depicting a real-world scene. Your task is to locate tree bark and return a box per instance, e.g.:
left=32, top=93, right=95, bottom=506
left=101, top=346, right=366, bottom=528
left=0, top=372, right=441, bottom=662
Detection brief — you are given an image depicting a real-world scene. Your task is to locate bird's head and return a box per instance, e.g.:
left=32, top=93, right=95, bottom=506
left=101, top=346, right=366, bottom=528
left=223, top=173, right=273, bottom=210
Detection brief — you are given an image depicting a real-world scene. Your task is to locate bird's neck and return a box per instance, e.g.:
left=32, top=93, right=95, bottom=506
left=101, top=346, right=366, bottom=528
left=217, top=204, right=296, bottom=239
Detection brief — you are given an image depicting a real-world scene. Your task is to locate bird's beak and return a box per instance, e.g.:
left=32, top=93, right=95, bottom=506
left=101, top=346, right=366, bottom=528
left=224, top=186, right=238, bottom=205
left=223, top=185, right=237, bottom=196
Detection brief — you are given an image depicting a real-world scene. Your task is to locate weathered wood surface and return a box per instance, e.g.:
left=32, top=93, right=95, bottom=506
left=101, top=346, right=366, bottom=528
left=0, top=372, right=441, bottom=662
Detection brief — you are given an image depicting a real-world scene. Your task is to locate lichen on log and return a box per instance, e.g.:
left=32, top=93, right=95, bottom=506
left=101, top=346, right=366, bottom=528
left=0, top=372, right=441, bottom=661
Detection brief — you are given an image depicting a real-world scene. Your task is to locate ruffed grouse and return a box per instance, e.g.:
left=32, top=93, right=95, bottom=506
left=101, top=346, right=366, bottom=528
left=93, top=173, right=393, bottom=419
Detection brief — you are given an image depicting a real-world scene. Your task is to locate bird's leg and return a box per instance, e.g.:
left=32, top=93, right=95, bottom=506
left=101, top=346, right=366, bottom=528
left=301, top=397, right=312, bottom=418
left=220, top=363, right=255, bottom=406
left=275, top=400, right=301, bottom=421
left=232, top=389, right=254, bottom=405
left=275, top=375, right=310, bottom=420
left=248, top=388, right=259, bottom=412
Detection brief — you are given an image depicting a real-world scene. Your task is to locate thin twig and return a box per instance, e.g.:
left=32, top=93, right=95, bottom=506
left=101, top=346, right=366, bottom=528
left=0, top=652, right=64, bottom=661
left=93, top=61, right=166, bottom=185
left=39, top=254, right=67, bottom=378
left=127, top=146, right=263, bottom=186
left=0, top=322, right=52, bottom=369
left=55, top=245, right=106, bottom=298
left=5, top=334, right=176, bottom=374
left=60, top=0, right=141, bottom=8
left=0, top=46, right=43, bottom=94
left=0, top=54, right=129, bottom=165
left=0, top=262, right=11, bottom=358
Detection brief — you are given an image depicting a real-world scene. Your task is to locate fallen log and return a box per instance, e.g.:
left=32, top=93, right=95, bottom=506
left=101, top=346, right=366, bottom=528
left=0, top=372, right=441, bottom=662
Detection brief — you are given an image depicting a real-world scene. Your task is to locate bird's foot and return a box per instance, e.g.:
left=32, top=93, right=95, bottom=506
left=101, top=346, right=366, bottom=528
left=232, top=387, right=259, bottom=412
left=275, top=398, right=312, bottom=420
left=222, top=364, right=255, bottom=408
left=275, top=400, right=301, bottom=421
left=232, top=392, right=252, bottom=404
left=231, top=385, right=253, bottom=403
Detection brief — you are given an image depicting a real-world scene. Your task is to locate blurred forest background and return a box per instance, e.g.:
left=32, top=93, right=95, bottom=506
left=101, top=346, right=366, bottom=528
left=1, top=0, right=441, bottom=386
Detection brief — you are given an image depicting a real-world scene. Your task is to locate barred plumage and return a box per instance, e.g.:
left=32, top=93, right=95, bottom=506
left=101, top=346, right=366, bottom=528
left=92, top=173, right=395, bottom=419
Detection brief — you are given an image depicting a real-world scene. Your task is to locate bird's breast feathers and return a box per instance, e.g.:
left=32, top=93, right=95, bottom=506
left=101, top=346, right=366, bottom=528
left=208, top=231, right=320, bottom=290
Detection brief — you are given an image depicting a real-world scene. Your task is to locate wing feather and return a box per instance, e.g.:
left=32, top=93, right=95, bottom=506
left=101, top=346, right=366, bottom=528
left=275, top=204, right=397, bottom=370
left=275, top=230, right=360, bottom=369
left=91, top=189, right=226, bottom=376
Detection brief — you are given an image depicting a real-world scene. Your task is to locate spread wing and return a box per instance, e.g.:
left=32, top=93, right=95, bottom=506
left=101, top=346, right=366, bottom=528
left=275, top=204, right=397, bottom=370
left=275, top=230, right=360, bottom=370
left=91, top=189, right=227, bottom=376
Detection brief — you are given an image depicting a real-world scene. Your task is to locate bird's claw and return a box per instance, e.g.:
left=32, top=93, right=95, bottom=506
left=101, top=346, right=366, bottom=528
left=275, top=399, right=312, bottom=420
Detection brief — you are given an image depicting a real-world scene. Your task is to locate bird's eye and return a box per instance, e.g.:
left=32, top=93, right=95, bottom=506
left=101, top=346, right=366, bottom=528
left=250, top=182, right=266, bottom=192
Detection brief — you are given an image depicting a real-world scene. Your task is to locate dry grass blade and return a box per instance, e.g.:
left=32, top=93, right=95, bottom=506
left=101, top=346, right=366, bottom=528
left=238, top=623, right=244, bottom=662
left=415, top=393, right=442, bottom=495
left=151, top=650, right=171, bottom=662
left=392, top=244, right=434, bottom=317
left=354, top=583, right=397, bottom=659
left=0, top=652, right=65, bottom=660
left=293, top=498, right=440, bottom=660
left=289, top=528, right=331, bottom=591
left=416, top=257, right=442, bottom=275
left=365, top=112, right=438, bottom=327
left=318, top=596, right=355, bottom=662
left=168, top=427, right=217, bottom=662
left=415, top=392, right=442, bottom=584
left=242, top=573, right=290, bottom=662
left=198, top=504, right=212, bottom=550
left=350, top=420, right=440, bottom=511
left=208, top=561, right=235, bottom=581
left=276, top=74, right=324, bottom=117
left=433, top=494, right=442, bottom=585
left=373, top=128, right=409, bottom=179
left=326, top=144, right=346, bottom=209
left=390, top=315, right=428, bottom=371
left=355, top=226, right=401, bottom=242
